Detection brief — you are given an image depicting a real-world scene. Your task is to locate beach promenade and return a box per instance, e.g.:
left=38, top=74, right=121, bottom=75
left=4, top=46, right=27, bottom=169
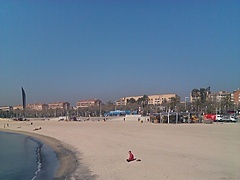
left=1, top=118, right=240, bottom=180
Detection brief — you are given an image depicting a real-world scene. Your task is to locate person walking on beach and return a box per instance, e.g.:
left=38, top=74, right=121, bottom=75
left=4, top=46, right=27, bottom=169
left=126, top=151, right=136, bottom=162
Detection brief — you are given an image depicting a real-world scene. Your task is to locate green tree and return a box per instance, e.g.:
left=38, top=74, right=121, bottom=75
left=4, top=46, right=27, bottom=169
left=191, top=89, right=200, bottom=97
left=127, top=98, right=136, bottom=104
left=222, top=94, right=233, bottom=113
left=191, top=87, right=211, bottom=112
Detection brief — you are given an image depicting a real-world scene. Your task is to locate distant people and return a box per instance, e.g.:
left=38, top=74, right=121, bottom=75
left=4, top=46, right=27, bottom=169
left=126, top=151, right=136, bottom=162
left=33, top=127, right=41, bottom=131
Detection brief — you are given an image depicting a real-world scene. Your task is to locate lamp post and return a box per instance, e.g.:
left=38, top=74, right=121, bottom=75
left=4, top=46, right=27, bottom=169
left=234, top=103, right=236, bottom=114
left=185, top=97, right=189, bottom=111
left=99, top=101, right=102, bottom=117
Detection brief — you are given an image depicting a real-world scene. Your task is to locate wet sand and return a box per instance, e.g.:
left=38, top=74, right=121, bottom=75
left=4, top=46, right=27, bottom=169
left=1, top=118, right=240, bottom=180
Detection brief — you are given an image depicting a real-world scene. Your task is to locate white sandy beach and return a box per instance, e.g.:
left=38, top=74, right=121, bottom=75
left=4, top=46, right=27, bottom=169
left=1, top=118, right=240, bottom=180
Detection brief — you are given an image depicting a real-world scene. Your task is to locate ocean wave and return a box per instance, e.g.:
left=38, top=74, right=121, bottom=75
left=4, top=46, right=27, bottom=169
left=31, top=144, right=42, bottom=180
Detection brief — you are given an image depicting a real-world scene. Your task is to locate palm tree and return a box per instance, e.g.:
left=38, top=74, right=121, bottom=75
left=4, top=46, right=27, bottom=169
left=127, top=98, right=136, bottom=104
left=191, top=89, right=200, bottom=98
left=222, top=94, right=233, bottom=113
left=191, top=87, right=211, bottom=112
left=142, top=94, right=149, bottom=107
left=169, top=97, right=178, bottom=111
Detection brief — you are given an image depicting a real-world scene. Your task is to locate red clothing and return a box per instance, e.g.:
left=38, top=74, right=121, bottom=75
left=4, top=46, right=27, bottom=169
left=128, top=152, right=134, bottom=161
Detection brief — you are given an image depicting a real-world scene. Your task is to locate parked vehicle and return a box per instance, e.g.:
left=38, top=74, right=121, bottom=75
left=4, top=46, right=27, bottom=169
left=230, top=116, right=237, bottom=122
left=222, top=115, right=238, bottom=122
left=204, top=114, right=223, bottom=122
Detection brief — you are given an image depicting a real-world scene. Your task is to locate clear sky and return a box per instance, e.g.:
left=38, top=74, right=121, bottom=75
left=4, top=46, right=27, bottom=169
left=1, top=0, right=240, bottom=106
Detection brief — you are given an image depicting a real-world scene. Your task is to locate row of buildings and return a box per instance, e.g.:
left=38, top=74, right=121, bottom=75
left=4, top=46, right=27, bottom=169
left=0, top=99, right=102, bottom=112
left=0, top=102, right=70, bottom=112
left=1, top=89, right=240, bottom=112
left=0, top=94, right=180, bottom=112
left=115, top=93, right=180, bottom=106
left=191, top=90, right=240, bottom=104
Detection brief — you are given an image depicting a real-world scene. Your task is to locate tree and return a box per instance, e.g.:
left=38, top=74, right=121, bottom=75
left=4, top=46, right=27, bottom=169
left=191, top=87, right=211, bottom=112
left=127, top=98, right=136, bottom=104
left=168, top=97, right=180, bottom=111
left=142, top=94, right=149, bottom=107
left=106, top=101, right=114, bottom=106
left=221, top=94, right=233, bottom=113
left=200, top=88, right=207, bottom=104
left=136, top=95, right=148, bottom=105
left=191, top=89, right=200, bottom=98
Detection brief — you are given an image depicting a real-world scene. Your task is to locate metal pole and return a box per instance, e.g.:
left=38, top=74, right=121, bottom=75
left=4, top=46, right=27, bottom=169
left=185, top=97, right=189, bottom=111
left=176, top=112, right=178, bottom=124
left=99, top=101, right=102, bottom=117
left=168, top=110, right=170, bottom=124
left=216, top=108, right=218, bottom=124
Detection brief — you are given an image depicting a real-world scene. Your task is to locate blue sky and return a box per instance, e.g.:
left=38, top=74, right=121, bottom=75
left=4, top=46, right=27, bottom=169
left=1, top=0, right=239, bottom=106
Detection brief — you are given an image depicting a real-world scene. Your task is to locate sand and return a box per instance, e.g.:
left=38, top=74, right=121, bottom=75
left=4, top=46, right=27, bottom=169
left=1, top=118, right=240, bottom=180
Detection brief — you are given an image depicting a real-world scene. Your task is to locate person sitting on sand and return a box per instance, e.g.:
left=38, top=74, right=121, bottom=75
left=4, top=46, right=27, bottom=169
left=126, top=151, right=136, bottom=162
left=33, top=127, right=41, bottom=131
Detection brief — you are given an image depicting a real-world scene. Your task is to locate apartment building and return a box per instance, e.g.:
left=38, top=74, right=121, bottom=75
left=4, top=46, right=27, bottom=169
left=13, top=105, right=23, bottom=110
left=115, top=98, right=126, bottom=106
left=26, top=103, right=48, bottom=111
left=0, top=106, right=13, bottom=111
left=116, top=94, right=180, bottom=106
left=76, top=99, right=101, bottom=108
left=232, top=89, right=240, bottom=105
left=48, top=102, right=70, bottom=110
left=148, top=94, right=180, bottom=105
left=116, top=95, right=143, bottom=106
left=208, top=91, right=231, bottom=102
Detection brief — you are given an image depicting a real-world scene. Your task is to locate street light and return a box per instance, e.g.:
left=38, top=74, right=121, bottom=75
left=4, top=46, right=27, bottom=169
left=99, top=101, right=102, bottom=117
left=234, top=103, right=236, bottom=114
left=185, top=97, right=189, bottom=111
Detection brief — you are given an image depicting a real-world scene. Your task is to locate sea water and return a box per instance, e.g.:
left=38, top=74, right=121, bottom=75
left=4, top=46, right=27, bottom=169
left=0, top=131, right=59, bottom=180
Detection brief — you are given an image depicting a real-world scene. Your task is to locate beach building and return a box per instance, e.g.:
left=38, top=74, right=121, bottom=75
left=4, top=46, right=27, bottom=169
left=48, top=102, right=70, bottom=110
left=76, top=99, right=101, bottom=108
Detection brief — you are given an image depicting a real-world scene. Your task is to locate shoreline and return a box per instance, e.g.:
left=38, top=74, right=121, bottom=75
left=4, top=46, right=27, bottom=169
left=1, top=118, right=240, bottom=179
left=0, top=128, right=79, bottom=179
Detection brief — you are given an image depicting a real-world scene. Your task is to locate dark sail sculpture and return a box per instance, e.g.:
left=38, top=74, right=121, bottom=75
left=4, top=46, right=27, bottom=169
left=21, top=87, right=26, bottom=112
